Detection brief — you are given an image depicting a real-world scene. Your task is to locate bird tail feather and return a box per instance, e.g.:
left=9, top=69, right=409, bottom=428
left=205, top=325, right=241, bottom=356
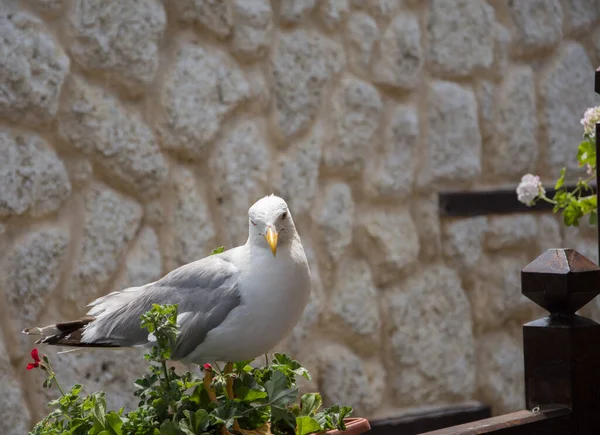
left=22, top=317, right=121, bottom=348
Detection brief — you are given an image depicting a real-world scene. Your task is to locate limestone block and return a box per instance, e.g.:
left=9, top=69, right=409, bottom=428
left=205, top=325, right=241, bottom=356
left=159, top=43, right=250, bottom=159
left=114, top=227, right=162, bottom=290
left=475, top=80, right=496, bottom=142
left=0, top=333, right=30, bottom=434
left=312, top=183, right=355, bottom=269
left=0, top=131, right=71, bottom=219
left=536, top=215, right=563, bottom=251
left=541, top=43, right=596, bottom=173
left=163, top=168, right=215, bottom=270
left=210, top=121, right=271, bottom=247
left=270, top=29, right=345, bottom=139
left=59, top=77, right=168, bottom=199
left=420, top=81, right=481, bottom=185
left=306, top=343, right=386, bottom=415
left=345, top=12, right=379, bottom=77
left=231, top=0, right=272, bottom=59
left=373, top=14, right=423, bottom=89
left=476, top=330, right=524, bottom=414
left=492, top=23, right=512, bottom=79
left=24, top=0, right=66, bottom=14
left=467, top=254, right=534, bottom=331
left=427, top=0, right=495, bottom=77
left=356, top=208, right=420, bottom=286
left=0, top=11, right=70, bottom=126
left=485, top=67, right=538, bottom=177
left=507, top=0, right=563, bottom=54
left=324, top=258, right=380, bottom=353
left=272, top=130, right=323, bottom=217
left=563, top=0, right=598, bottom=34
left=485, top=214, right=537, bottom=251
left=3, top=228, right=69, bottom=327
left=67, top=0, right=166, bottom=95
left=414, top=194, right=442, bottom=259
left=67, top=183, right=142, bottom=311
left=323, top=76, right=382, bottom=176
left=365, top=104, right=418, bottom=198
left=386, top=265, right=475, bottom=405
left=350, top=0, right=398, bottom=18
left=442, top=217, right=488, bottom=272
left=171, top=0, right=232, bottom=37
left=319, top=0, right=350, bottom=30
left=280, top=0, right=317, bottom=24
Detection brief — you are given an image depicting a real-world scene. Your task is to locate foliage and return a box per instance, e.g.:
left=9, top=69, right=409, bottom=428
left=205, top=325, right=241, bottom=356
left=517, top=107, right=598, bottom=227
left=28, top=304, right=353, bottom=435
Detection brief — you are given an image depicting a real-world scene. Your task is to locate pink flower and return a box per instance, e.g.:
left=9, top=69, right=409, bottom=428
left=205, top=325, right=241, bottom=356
left=26, top=348, right=42, bottom=371
left=516, top=174, right=544, bottom=206
left=203, top=363, right=212, bottom=372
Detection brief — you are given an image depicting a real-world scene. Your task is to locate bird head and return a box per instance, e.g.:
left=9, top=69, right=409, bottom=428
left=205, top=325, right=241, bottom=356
left=248, top=195, right=295, bottom=257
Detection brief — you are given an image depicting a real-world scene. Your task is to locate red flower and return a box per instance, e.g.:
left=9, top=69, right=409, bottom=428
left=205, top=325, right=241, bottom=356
left=26, top=348, right=42, bottom=370
left=203, top=363, right=212, bottom=372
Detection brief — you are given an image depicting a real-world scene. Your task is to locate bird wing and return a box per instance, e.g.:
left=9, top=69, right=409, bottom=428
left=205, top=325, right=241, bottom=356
left=81, top=252, right=242, bottom=360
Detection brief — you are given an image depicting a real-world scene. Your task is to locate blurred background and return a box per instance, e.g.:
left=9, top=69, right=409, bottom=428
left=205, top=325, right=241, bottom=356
left=1, top=0, right=600, bottom=433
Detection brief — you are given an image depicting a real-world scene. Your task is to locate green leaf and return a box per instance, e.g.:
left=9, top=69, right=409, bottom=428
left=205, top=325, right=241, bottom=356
left=159, top=420, right=182, bottom=435
left=555, top=168, right=566, bottom=190
left=105, top=412, right=124, bottom=435
left=300, top=393, right=322, bottom=417
left=590, top=210, right=598, bottom=226
left=578, top=139, right=596, bottom=167
left=265, top=371, right=298, bottom=408
left=234, top=373, right=268, bottom=402
left=563, top=202, right=582, bottom=226
left=296, top=416, right=323, bottom=435
left=210, top=246, right=226, bottom=255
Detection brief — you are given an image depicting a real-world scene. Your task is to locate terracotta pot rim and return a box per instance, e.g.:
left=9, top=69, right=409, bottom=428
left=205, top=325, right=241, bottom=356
left=325, top=417, right=370, bottom=435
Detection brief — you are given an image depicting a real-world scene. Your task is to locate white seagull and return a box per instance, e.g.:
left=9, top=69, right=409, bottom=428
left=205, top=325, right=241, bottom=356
left=23, top=195, right=312, bottom=367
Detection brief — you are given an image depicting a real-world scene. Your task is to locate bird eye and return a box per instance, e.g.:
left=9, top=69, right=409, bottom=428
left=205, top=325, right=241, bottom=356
left=251, top=220, right=257, bottom=226
left=281, top=212, right=287, bottom=220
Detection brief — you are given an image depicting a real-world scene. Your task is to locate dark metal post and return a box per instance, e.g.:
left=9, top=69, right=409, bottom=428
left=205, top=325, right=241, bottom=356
left=521, top=249, right=600, bottom=434
left=596, top=67, right=600, bottom=264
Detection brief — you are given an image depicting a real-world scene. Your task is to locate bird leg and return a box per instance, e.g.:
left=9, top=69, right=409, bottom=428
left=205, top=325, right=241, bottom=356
left=224, top=362, right=241, bottom=432
left=203, top=364, right=217, bottom=402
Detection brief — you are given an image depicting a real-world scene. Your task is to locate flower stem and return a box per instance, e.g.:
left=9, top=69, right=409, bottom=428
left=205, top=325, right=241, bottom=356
left=162, top=360, right=170, bottom=384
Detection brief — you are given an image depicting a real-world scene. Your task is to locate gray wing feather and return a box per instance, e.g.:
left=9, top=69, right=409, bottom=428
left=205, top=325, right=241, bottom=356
left=86, top=253, right=242, bottom=360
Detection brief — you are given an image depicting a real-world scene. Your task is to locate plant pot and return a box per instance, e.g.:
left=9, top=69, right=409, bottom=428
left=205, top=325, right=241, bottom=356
left=326, top=418, right=370, bottom=435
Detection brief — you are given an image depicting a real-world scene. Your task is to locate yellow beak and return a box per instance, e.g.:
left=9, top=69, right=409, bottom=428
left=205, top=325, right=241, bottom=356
left=265, top=227, right=278, bottom=257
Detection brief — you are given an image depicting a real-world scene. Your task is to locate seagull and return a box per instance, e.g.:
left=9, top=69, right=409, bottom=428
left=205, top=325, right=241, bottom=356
left=23, top=195, right=312, bottom=370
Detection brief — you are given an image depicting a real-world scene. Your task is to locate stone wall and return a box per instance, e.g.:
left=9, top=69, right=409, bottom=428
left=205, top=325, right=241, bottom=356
left=1, top=0, right=600, bottom=432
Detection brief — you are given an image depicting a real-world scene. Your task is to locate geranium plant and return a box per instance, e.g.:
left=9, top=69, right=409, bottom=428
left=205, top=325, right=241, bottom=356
left=28, top=303, right=353, bottom=435
left=516, top=106, right=599, bottom=227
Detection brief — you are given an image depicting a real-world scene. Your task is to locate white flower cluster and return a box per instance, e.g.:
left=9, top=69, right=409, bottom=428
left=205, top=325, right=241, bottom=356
left=516, top=174, right=545, bottom=206
left=581, top=106, right=600, bottom=137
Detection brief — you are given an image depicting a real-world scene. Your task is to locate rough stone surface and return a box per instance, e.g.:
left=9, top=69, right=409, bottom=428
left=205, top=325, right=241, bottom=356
left=308, top=343, right=386, bottom=415
left=114, top=226, right=162, bottom=290
left=386, top=265, right=475, bottom=405
left=67, top=0, right=166, bottom=95
left=350, top=0, right=399, bottom=19
left=0, top=11, right=70, bottom=125
left=345, top=12, right=379, bottom=77
left=67, top=183, right=142, bottom=310
left=172, top=0, right=232, bottom=37
left=159, top=43, right=250, bottom=159
left=365, top=104, right=418, bottom=198
left=493, top=23, right=512, bottom=78
left=0, top=333, right=31, bottom=434
left=0, top=131, right=71, bottom=219
left=325, top=258, right=380, bottom=353
left=508, top=0, right=563, bottom=54
left=537, top=215, right=563, bottom=251
left=443, top=217, right=488, bottom=272
left=542, top=43, right=596, bottom=173
left=467, top=254, right=533, bottom=332
left=356, top=209, right=420, bottom=285
left=59, top=78, right=168, bottom=199
left=373, top=14, right=423, bottom=89
left=563, top=0, right=598, bottom=34
left=270, top=30, right=345, bottom=139
left=427, top=0, right=495, bottom=77
left=414, top=195, right=442, bottom=259
left=486, top=67, right=538, bottom=177
left=312, top=183, right=355, bottom=268
left=272, top=130, right=323, bottom=216
left=420, top=81, right=481, bottom=185
left=485, top=215, right=537, bottom=251
left=3, top=228, right=69, bottom=327
left=477, top=330, right=524, bottom=414
left=280, top=0, right=317, bottom=24
left=231, top=0, right=272, bottom=59
left=24, top=0, right=66, bottom=14
left=323, top=76, right=382, bottom=176
left=210, top=121, right=271, bottom=247
left=164, top=168, right=215, bottom=270
left=319, top=0, right=350, bottom=30
left=475, top=80, right=496, bottom=143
